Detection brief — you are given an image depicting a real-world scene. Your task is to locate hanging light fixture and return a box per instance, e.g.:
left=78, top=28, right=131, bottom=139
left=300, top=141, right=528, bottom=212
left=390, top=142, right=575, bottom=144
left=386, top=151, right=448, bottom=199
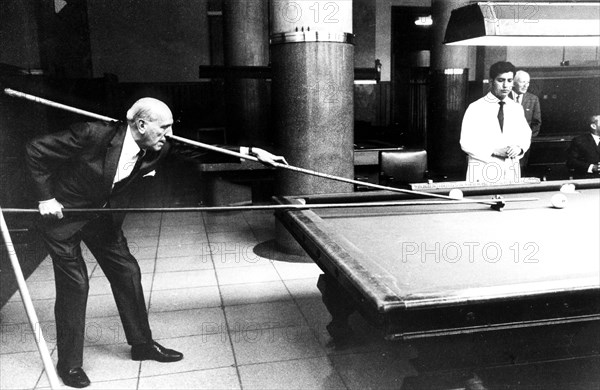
left=444, top=2, right=600, bottom=46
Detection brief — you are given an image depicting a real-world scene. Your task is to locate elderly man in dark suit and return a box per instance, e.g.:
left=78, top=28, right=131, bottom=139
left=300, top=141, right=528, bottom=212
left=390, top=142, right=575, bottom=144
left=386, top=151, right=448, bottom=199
left=510, top=70, right=541, bottom=173
left=567, top=114, right=600, bottom=178
left=26, top=97, right=284, bottom=388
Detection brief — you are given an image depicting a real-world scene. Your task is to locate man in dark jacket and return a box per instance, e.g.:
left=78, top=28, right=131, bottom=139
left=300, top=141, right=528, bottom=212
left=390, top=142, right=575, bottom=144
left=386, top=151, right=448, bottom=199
left=510, top=70, right=542, bottom=173
left=567, top=114, right=600, bottom=178
left=26, top=97, right=285, bottom=388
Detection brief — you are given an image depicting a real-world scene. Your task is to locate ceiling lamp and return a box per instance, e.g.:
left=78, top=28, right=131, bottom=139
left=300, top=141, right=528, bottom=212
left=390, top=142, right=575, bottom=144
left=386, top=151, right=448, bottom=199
left=444, top=2, right=600, bottom=46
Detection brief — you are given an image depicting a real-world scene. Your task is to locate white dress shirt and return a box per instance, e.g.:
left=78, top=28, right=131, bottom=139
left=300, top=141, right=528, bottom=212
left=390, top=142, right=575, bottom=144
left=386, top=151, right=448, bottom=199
left=513, top=91, right=523, bottom=104
left=460, top=92, right=532, bottom=183
left=113, top=126, right=143, bottom=186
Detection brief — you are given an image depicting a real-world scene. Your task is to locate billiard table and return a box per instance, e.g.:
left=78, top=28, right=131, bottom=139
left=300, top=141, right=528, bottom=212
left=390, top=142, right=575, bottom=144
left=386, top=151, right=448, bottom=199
left=274, top=179, right=600, bottom=342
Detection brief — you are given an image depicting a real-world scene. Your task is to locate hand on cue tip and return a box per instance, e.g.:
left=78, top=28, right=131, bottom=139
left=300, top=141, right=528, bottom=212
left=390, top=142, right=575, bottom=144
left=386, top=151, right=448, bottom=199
left=38, top=198, right=64, bottom=219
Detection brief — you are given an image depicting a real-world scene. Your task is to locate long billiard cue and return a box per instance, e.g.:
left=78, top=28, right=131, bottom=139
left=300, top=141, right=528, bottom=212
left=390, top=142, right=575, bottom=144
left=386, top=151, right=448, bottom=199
left=1, top=196, right=538, bottom=215
left=4, top=88, right=118, bottom=122
left=4, top=88, right=505, bottom=208
left=0, top=207, right=60, bottom=389
left=167, top=134, right=506, bottom=207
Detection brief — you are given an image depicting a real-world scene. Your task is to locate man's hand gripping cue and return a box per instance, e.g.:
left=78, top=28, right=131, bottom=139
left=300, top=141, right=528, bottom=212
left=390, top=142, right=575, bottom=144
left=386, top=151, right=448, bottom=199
left=246, top=147, right=289, bottom=167
left=38, top=198, right=64, bottom=219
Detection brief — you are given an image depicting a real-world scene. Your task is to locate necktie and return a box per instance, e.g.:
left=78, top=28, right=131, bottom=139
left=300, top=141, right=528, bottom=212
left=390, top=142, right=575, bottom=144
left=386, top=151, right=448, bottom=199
left=498, top=101, right=505, bottom=132
left=113, top=149, right=146, bottom=193
left=130, top=149, right=146, bottom=176
left=516, top=94, right=522, bottom=104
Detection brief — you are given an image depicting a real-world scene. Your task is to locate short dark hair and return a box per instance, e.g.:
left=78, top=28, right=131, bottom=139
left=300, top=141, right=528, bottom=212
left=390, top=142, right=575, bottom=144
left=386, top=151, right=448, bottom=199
left=489, top=61, right=516, bottom=80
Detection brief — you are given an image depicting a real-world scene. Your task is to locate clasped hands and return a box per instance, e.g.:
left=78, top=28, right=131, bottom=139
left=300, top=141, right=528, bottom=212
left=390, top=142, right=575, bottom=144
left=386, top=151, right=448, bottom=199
left=493, top=145, right=522, bottom=159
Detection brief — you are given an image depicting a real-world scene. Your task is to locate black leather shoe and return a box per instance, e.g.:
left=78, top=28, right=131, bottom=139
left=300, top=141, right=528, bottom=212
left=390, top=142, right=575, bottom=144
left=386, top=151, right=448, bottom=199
left=131, top=341, right=183, bottom=362
left=57, top=367, right=91, bottom=388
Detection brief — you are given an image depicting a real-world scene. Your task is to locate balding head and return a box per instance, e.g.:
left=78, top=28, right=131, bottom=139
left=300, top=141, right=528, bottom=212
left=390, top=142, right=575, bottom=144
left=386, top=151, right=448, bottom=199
left=126, top=98, right=172, bottom=125
left=127, top=98, right=173, bottom=152
left=513, top=70, right=531, bottom=95
left=588, top=114, right=600, bottom=136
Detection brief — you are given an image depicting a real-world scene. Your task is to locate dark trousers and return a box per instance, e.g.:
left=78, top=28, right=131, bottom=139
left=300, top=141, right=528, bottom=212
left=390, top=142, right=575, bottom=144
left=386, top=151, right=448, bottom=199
left=41, top=215, right=152, bottom=370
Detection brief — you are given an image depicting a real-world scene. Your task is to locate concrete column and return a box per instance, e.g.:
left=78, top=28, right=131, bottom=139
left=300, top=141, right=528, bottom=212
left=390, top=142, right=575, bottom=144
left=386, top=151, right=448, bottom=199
left=270, top=0, right=354, bottom=195
left=222, top=0, right=270, bottom=145
left=270, top=0, right=354, bottom=253
left=428, top=0, right=471, bottom=177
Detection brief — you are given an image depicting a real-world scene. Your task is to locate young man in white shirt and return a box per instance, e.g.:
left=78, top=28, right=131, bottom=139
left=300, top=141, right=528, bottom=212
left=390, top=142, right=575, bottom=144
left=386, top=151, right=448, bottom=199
left=460, top=61, right=532, bottom=183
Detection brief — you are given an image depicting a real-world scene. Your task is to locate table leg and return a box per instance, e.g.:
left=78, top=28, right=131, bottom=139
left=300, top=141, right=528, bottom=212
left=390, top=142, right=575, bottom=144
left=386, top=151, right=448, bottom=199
left=317, top=273, right=356, bottom=343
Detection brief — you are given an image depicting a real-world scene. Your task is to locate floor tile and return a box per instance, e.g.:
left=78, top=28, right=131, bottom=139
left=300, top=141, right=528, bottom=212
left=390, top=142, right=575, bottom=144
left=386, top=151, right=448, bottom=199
left=0, top=298, right=54, bottom=325
left=134, top=258, right=155, bottom=274
left=148, top=308, right=227, bottom=340
left=294, top=297, right=334, bottom=347
left=211, top=247, right=274, bottom=268
left=220, top=281, right=292, bottom=306
left=155, top=255, right=213, bottom=273
left=122, top=226, right=160, bottom=238
left=88, top=275, right=152, bottom=296
left=84, top=292, right=151, bottom=320
left=125, top=235, right=160, bottom=249
left=0, top=351, right=46, bottom=389
left=231, top=324, right=326, bottom=365
left=139, top=334, right=234, bottom=377
left=208, top=230, right=259, bottom=244
left=130, top=245, right=158, bottom=260
left=0, top=320, right=56, bottom=353
left=215, top=264, right=280, bottom=285
left=158, top=232, right=208, bottom=246
left=157, top=243, right=212, bottom=258
left=122, top=235, right=159, bottom=249
left=9, top=280, right=56, bottom=301
left=238, top=356, right=347, bottom=390
left=24, top=265, right=55, bottom=282
left=123, top=212, right=162, bottom=226
left=82, top=316, right=130, bottom=347
left=138, top=366, right=240, bottom=389
left=85, top=293, right=124, bottom=319
left=149, top=285, right=221, bottom=312
left=249, top=228, right=275, bottom=243
left=43, top=378, right=139, bottom=389
left=284, top=277, right=322, bottom=300
left=273, top=261, right=322, bottom=280
left=151, top=269, right=218, bottom=291
left=161, top=212, right=203, bottom=227
left=160, top=223, right=206, bottom=235
left=225, top=301, right=307, bottom=331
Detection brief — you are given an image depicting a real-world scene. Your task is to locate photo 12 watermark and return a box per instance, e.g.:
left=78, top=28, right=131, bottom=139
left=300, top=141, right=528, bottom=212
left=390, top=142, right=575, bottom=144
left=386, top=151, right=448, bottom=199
left=400, top=241, right=540, bottom=264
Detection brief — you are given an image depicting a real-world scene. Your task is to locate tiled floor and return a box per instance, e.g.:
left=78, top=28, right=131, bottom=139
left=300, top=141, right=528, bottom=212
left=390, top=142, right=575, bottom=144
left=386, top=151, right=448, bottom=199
left=0, top=207, right=418, bottom=390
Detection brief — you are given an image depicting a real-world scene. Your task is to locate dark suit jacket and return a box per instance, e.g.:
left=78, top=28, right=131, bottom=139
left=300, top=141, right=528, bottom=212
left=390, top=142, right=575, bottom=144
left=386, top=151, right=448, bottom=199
left=26, top=121, right=238, bottom=237
left=567, top=133, right=600, bottom=178
left=26, top=121, right=170, bottom=236
left=511, top=91, right=542, bottom=137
